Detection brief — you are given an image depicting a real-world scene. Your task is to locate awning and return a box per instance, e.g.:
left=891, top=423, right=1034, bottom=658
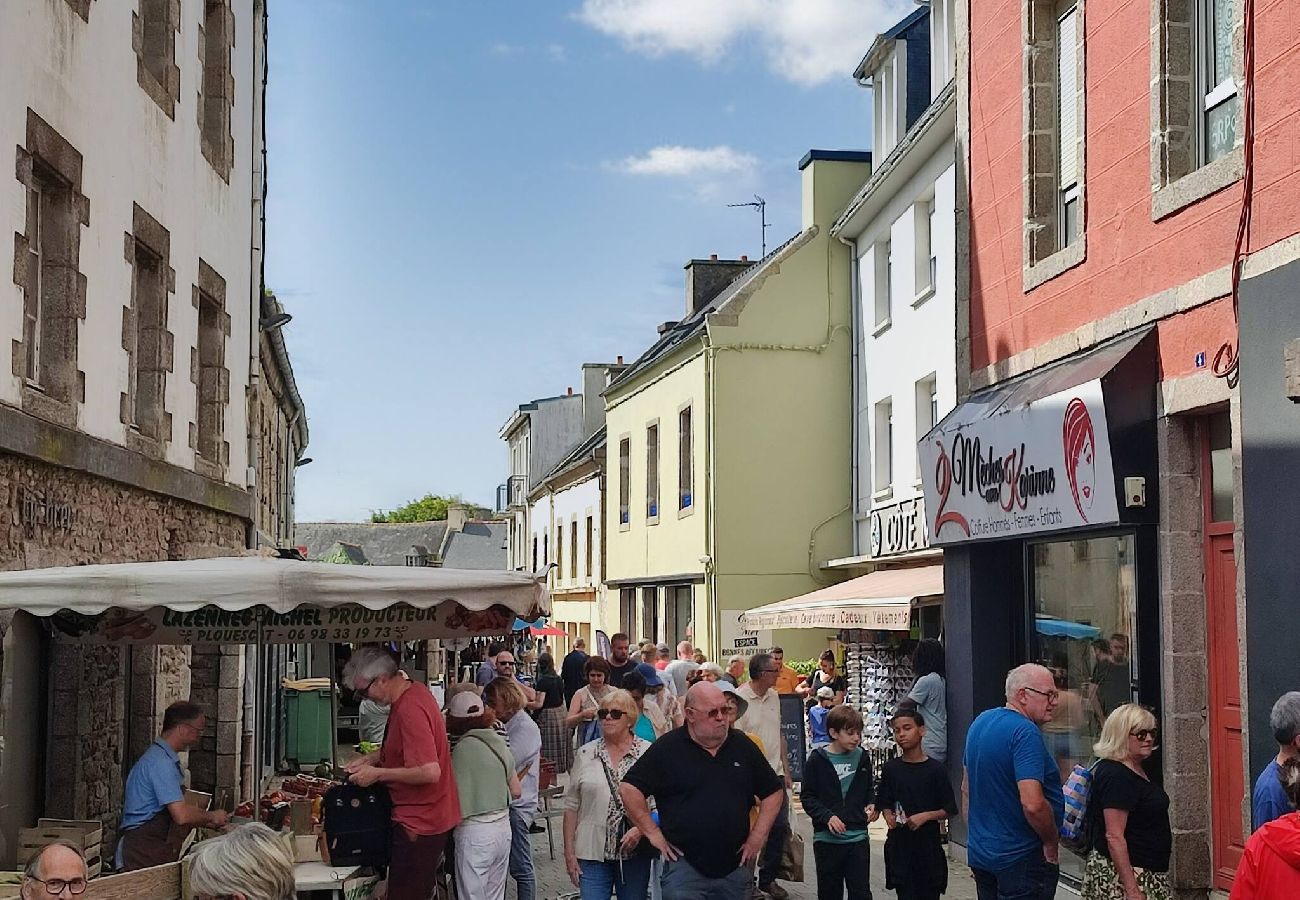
left=0, top=556, right=548, bottom=644
left=1035, top=615, right=1101, bottom=640
left=740, top=565, right=943, bottom=631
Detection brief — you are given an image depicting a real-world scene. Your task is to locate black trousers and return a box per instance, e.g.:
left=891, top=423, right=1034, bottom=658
left=812, top=839, right=872, bottom=900
left=895, top=889, right=941, bottom=900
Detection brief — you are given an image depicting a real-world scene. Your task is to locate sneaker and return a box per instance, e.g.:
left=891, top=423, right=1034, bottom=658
left=528, top=822, right=546, bottom=834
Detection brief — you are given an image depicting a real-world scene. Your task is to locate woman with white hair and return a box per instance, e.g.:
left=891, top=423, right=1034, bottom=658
left=1081, top=703, right=1171, bottom=900
left=188, top=822, right=295, bottom=900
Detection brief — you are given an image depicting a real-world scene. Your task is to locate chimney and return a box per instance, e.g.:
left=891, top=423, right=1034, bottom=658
left=741, top=255, right=749, bottom=262
left=657, top=320, right=678, bottom=335
left=446, top=505, right=469, bottom=533
left=683, top=256, right=752, bottom=317
left=566, top=386, right=573, bottom=396
left=617, top=355, right=624, bottom=365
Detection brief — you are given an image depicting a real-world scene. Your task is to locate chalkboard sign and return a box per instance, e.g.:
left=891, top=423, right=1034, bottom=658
left=779, top=693, right=807, bottom=783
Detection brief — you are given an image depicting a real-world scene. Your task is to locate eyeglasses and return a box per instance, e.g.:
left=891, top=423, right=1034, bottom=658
left=697, top=707, right=727, bottom=719
left=29, top=877, right=87, bottom=895
left=1131, top=728, right=1159, bottom=741
left=355, top=678, right=374, bottom=694
left=497, top=660, right=516, bottom=667
left=761, top=668, right=780, bottom=676
left=1023, top=686, right=1060, bottom=702
left=595, top=709, right=626, bottom=720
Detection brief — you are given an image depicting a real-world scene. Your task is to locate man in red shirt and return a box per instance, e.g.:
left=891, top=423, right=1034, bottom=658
left=343, top=647, right=460, bottom=900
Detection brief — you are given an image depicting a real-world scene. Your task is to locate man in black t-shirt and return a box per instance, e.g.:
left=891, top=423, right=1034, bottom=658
left=621, top=682, right=784, bottom=899
left=606, top=632, right=639, bottom=688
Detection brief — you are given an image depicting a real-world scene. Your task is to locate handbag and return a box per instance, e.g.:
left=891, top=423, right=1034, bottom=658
left=598, top=750, right=657, bottom=860
left=775, top=830, right=805, bottom=882
left=1060, top=762, right=1096, bottom=856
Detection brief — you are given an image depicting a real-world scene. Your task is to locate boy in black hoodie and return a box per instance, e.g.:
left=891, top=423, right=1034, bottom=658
left=800, top=704, right=874, bottom=899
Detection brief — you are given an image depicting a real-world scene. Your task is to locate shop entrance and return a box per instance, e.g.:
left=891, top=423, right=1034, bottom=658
left=1204, top=412, right=1243, bottom=889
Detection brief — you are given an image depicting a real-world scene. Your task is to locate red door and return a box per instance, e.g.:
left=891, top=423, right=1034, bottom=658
left=1205, top=413, right=1243, bottom=890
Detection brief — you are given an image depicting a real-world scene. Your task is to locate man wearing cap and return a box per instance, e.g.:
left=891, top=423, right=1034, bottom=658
left=621, top=682, right=784, bottom=899
left=654, top=642, right=671, bottom=670
left=343, top=646, right=460, bottom=900
left=808, top=686, right=836, bottom=751
left=664, top=641, right=700, bottom=697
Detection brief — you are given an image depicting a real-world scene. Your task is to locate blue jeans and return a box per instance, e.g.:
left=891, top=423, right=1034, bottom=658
left=508, top=806, right=536, bottom=900
left=759, top=790, right=790, bottom=887
left=578, top=857, right=652, bottom=900
left=659, top=858, right=751, bottom=900
left=971, top=851, right=1060, bottom=900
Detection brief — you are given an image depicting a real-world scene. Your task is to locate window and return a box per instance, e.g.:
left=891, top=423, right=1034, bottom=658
left=618, top=437, right=631, bottom=526
left=194, top=260, right=229, bottom=472
left=570, top=519, right=578, bottom=581
left=125, top=204, right=173, bottom=447
left=1199, top=0, right=1238, bottom=164
left=874, top=397, right=894, bottom=494
left=134, top=0, right=180, bottom=117
left=556, top=526, right=563, bottom=582
left=1207, top=411, right=1233, bottom=522
left=585, top=515, right=594, bottom=579
left=873, top=239, right=892, bottom=328
left=678, top=406, right=693, bottom=510
left=931, top=0, right=957, bottom=89
left=532, top=535, right=538, bottom=572
left=14, top=110, right=87, bottom=427
left=543, top=532, right=548, bottom=566
left=620, top=588, right=636, bottom=635
left=914, top=199, right=935, bottom=299
left=914, top=375, right=939, bottom=478
left=641, top=586, right=658, bottom=643
left=200, top=0, right=235, bottom=178
left=872, top=51, right=902, bottom=158
left=1057, top=4, right=1082, bottom=249
left=646, top=422, right=659, bottom=521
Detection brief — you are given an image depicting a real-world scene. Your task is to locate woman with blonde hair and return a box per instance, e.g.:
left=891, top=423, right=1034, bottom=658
left=1081, top=703, right=1171, bottom=900
left=188, top=822, right=295, bottom=900
left=562, top=689, right=654, bottom=899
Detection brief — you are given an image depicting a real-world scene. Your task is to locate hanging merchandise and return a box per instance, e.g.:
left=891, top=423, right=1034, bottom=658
left=841, top=630, right=915, bottom=756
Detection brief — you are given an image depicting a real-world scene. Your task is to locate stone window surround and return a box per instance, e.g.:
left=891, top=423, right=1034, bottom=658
left=199, top=0, right=236, bottom=182
left=1022, top=0, right=1088, bottom=293
left=12, top=109, right=89, bottom=431
left=190, top=259, right=232, bottom=481
left=121, top=203, right=176, bottom=458
left=1149, top=0, right=1246, bottom=221
left=133, top=0, right=182, bottom=119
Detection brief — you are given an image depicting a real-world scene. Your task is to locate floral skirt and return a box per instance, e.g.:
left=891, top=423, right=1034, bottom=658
left=1081, top=850, right=1172, bottom=900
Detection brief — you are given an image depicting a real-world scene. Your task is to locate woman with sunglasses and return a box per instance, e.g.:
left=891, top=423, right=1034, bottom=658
left=1081, top=704, right=1171, bottom=900
left=563, top=689, right=655, bottom=899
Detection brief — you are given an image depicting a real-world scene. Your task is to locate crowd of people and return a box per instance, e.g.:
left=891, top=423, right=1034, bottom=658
left=65, top=636, right=1300, bottom=900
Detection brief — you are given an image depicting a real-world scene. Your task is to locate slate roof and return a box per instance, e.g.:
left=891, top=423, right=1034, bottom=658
left=539, top=426, right=607, bottom=487
left=604, top=230, right=807, bottom=395
left=295, top=522, right=450, bottom=566
left=440, top=522, right=510, bottom=571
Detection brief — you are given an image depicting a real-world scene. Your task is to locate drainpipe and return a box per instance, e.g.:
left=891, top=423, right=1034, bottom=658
left=702, top=333, right=721, bottom=659
left=839, top=232, right=861, bottom=558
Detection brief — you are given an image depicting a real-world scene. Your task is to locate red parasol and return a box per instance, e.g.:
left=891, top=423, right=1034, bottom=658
left=529, top=625, right=569, bottom=637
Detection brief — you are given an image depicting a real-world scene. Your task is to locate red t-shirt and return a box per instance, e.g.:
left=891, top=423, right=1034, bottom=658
left=379, top=682, right=461, bottom=835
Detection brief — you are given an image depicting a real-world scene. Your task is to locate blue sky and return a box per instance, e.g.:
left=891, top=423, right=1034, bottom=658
left=268, top=0, right=910, bottom=522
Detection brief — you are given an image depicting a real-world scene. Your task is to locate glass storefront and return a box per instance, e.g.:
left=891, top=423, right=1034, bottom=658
left=1030, top=533, right=1138, bottom=883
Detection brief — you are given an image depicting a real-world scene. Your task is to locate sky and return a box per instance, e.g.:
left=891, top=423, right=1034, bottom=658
left=268, top=0, right=912, bottom=522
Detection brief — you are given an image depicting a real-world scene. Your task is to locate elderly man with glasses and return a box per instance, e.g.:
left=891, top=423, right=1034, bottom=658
left=620, top=682, right=784, bottom=899
left=116, top=700, right=229, bottom=871
left=962, top=663, right=1064, bottom=900
left=735, top=652, right=795, bottom=900
left=493, top=650, right=543, bottom=711
left=21, top=841, right=87, bottom=899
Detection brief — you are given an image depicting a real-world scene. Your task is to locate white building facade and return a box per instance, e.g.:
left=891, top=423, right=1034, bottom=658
left=831, top=1, right=957, bottom=635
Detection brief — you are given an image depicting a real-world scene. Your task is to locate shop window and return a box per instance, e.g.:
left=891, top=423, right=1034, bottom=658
left=640, top=586, right=658, bottom=644
left=1030, top=533, right=1137, bottom=882
left=673, top=586, right=693, bottom=644
left=620, top=588, right=636, bottom=635
left=646, top=422, right=660, bottom=522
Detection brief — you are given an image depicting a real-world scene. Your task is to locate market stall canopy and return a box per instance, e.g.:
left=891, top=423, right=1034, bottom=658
left=740, top=565, right=943, bottom=631
left=0, top=556, right=549, bottom=644
left=1034, top=615, right=1101, bottom=640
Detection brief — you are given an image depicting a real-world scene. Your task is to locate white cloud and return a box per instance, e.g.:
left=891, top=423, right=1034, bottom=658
left=489, top=42, right=524, bottom=56
left=613, top=144, right=758, bottom=177
left=545, top=43, right=569, bottom=63
left=576, top=0, right=913, bottom=86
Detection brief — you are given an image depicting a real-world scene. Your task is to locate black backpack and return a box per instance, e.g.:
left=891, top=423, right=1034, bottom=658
left=322, top=781, right=392, bottom=867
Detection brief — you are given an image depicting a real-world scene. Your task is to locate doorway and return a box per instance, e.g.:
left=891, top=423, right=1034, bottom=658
left=1204, top=412, right=1243, bottom=889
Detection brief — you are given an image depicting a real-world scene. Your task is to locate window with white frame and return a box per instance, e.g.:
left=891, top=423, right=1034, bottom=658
left=914, top=374, right=939, bottom=478
left=1057, top=3, right=1082, bottom=249
left=914, top=199, right=936, bottom=299
left=618, top=437, right=630, bottom=526
left=873, top=51, right=902, bottom=158
left=678, top=406, right=693, bottom=510
left=931, top=0, right=957, bottom=89
left=646, top=422, right=659, bottom=521
left=874, top=397, right=894, bottom=494
left=1199, top=0, right=1237, bottom=164
left=874, top=239, right=892, bottom=328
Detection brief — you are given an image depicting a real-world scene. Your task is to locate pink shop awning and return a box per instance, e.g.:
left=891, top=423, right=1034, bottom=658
left=740, top=565, right=943, bottom=631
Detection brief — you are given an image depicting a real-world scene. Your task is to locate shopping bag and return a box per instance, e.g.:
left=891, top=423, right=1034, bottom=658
left=775, top=830, right=805, bottom=882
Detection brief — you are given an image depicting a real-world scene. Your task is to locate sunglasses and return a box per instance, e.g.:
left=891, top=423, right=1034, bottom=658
left=1131, top=728, right=1159, bottom=741
left=497, top=660, right=516, bottom=667
left=596, top=709, right=627, bottom=720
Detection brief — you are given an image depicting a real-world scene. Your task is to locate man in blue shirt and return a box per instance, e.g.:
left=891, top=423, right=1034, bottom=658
left=963, top=663, right=1064, bottom=900
left=117, top=701, right=228, bottom=871
left=1253, top=691, right=1300, bottom=830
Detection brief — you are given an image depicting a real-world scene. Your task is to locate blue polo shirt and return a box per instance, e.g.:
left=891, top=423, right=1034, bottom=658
left=1253, top=760, right=1292, bottom=831
left=123, top=738, right=185, bottom=826
left=963, top=707, right=1064, bottom=872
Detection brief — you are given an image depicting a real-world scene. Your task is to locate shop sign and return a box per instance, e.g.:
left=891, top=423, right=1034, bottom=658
left=52, top=602, right=520, bottom=645
left=869, top=497, right=929, bottom=558
left=20, top=488, right=76, bottom=531
left=742, top=602, right=911, bottom=632
left=719, top=608, right=772, bottom=659
left=919, top=379, right=1119, bottom=545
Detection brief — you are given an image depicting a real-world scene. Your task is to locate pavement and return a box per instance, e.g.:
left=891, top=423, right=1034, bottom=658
left=509, top=780, right=984, bottom=900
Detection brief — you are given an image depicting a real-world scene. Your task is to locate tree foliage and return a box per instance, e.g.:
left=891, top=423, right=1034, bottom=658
left=370, top=494, right=468, bottom=523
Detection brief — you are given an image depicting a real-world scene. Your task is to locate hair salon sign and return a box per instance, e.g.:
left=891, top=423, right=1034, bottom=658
left=918, top=379, right=1119, bottom=545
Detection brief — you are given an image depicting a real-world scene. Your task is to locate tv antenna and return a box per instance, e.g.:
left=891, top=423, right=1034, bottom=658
left=727, top=194, right=768, bottom=258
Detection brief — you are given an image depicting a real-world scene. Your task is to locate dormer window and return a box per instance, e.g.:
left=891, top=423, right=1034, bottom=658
left=872, top=48, right=904, bottom=158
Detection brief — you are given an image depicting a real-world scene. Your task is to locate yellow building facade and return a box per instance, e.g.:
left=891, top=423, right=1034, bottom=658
left=603, top=153, right=871, bottom=662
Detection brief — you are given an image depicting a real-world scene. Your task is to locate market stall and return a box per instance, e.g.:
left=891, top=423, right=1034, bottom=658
left=0, top=554, right=549, bottom=897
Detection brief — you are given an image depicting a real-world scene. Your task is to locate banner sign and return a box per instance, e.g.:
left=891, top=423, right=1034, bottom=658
left=742, top=602, right=911, bottom=632
left=918, top=379, right=1119, bottom=546
left=719, top=609, right=772, bottom=660
left=51, top=602, right=521, bottom=645
left=869, top=496, right=929, bottom=558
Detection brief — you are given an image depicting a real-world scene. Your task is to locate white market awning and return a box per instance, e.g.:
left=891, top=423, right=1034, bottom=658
left=0, top=556, right=548, bottom=644
left=740, top=564, right=943, bottom=631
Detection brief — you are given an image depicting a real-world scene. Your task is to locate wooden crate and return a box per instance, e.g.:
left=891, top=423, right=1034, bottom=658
left=35, top=818, right=103, bottom=877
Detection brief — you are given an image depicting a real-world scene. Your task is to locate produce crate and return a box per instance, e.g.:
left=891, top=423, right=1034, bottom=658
left=36, top=818, right=103, bottom=877
left=19, top=822, right=102, bottom=878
